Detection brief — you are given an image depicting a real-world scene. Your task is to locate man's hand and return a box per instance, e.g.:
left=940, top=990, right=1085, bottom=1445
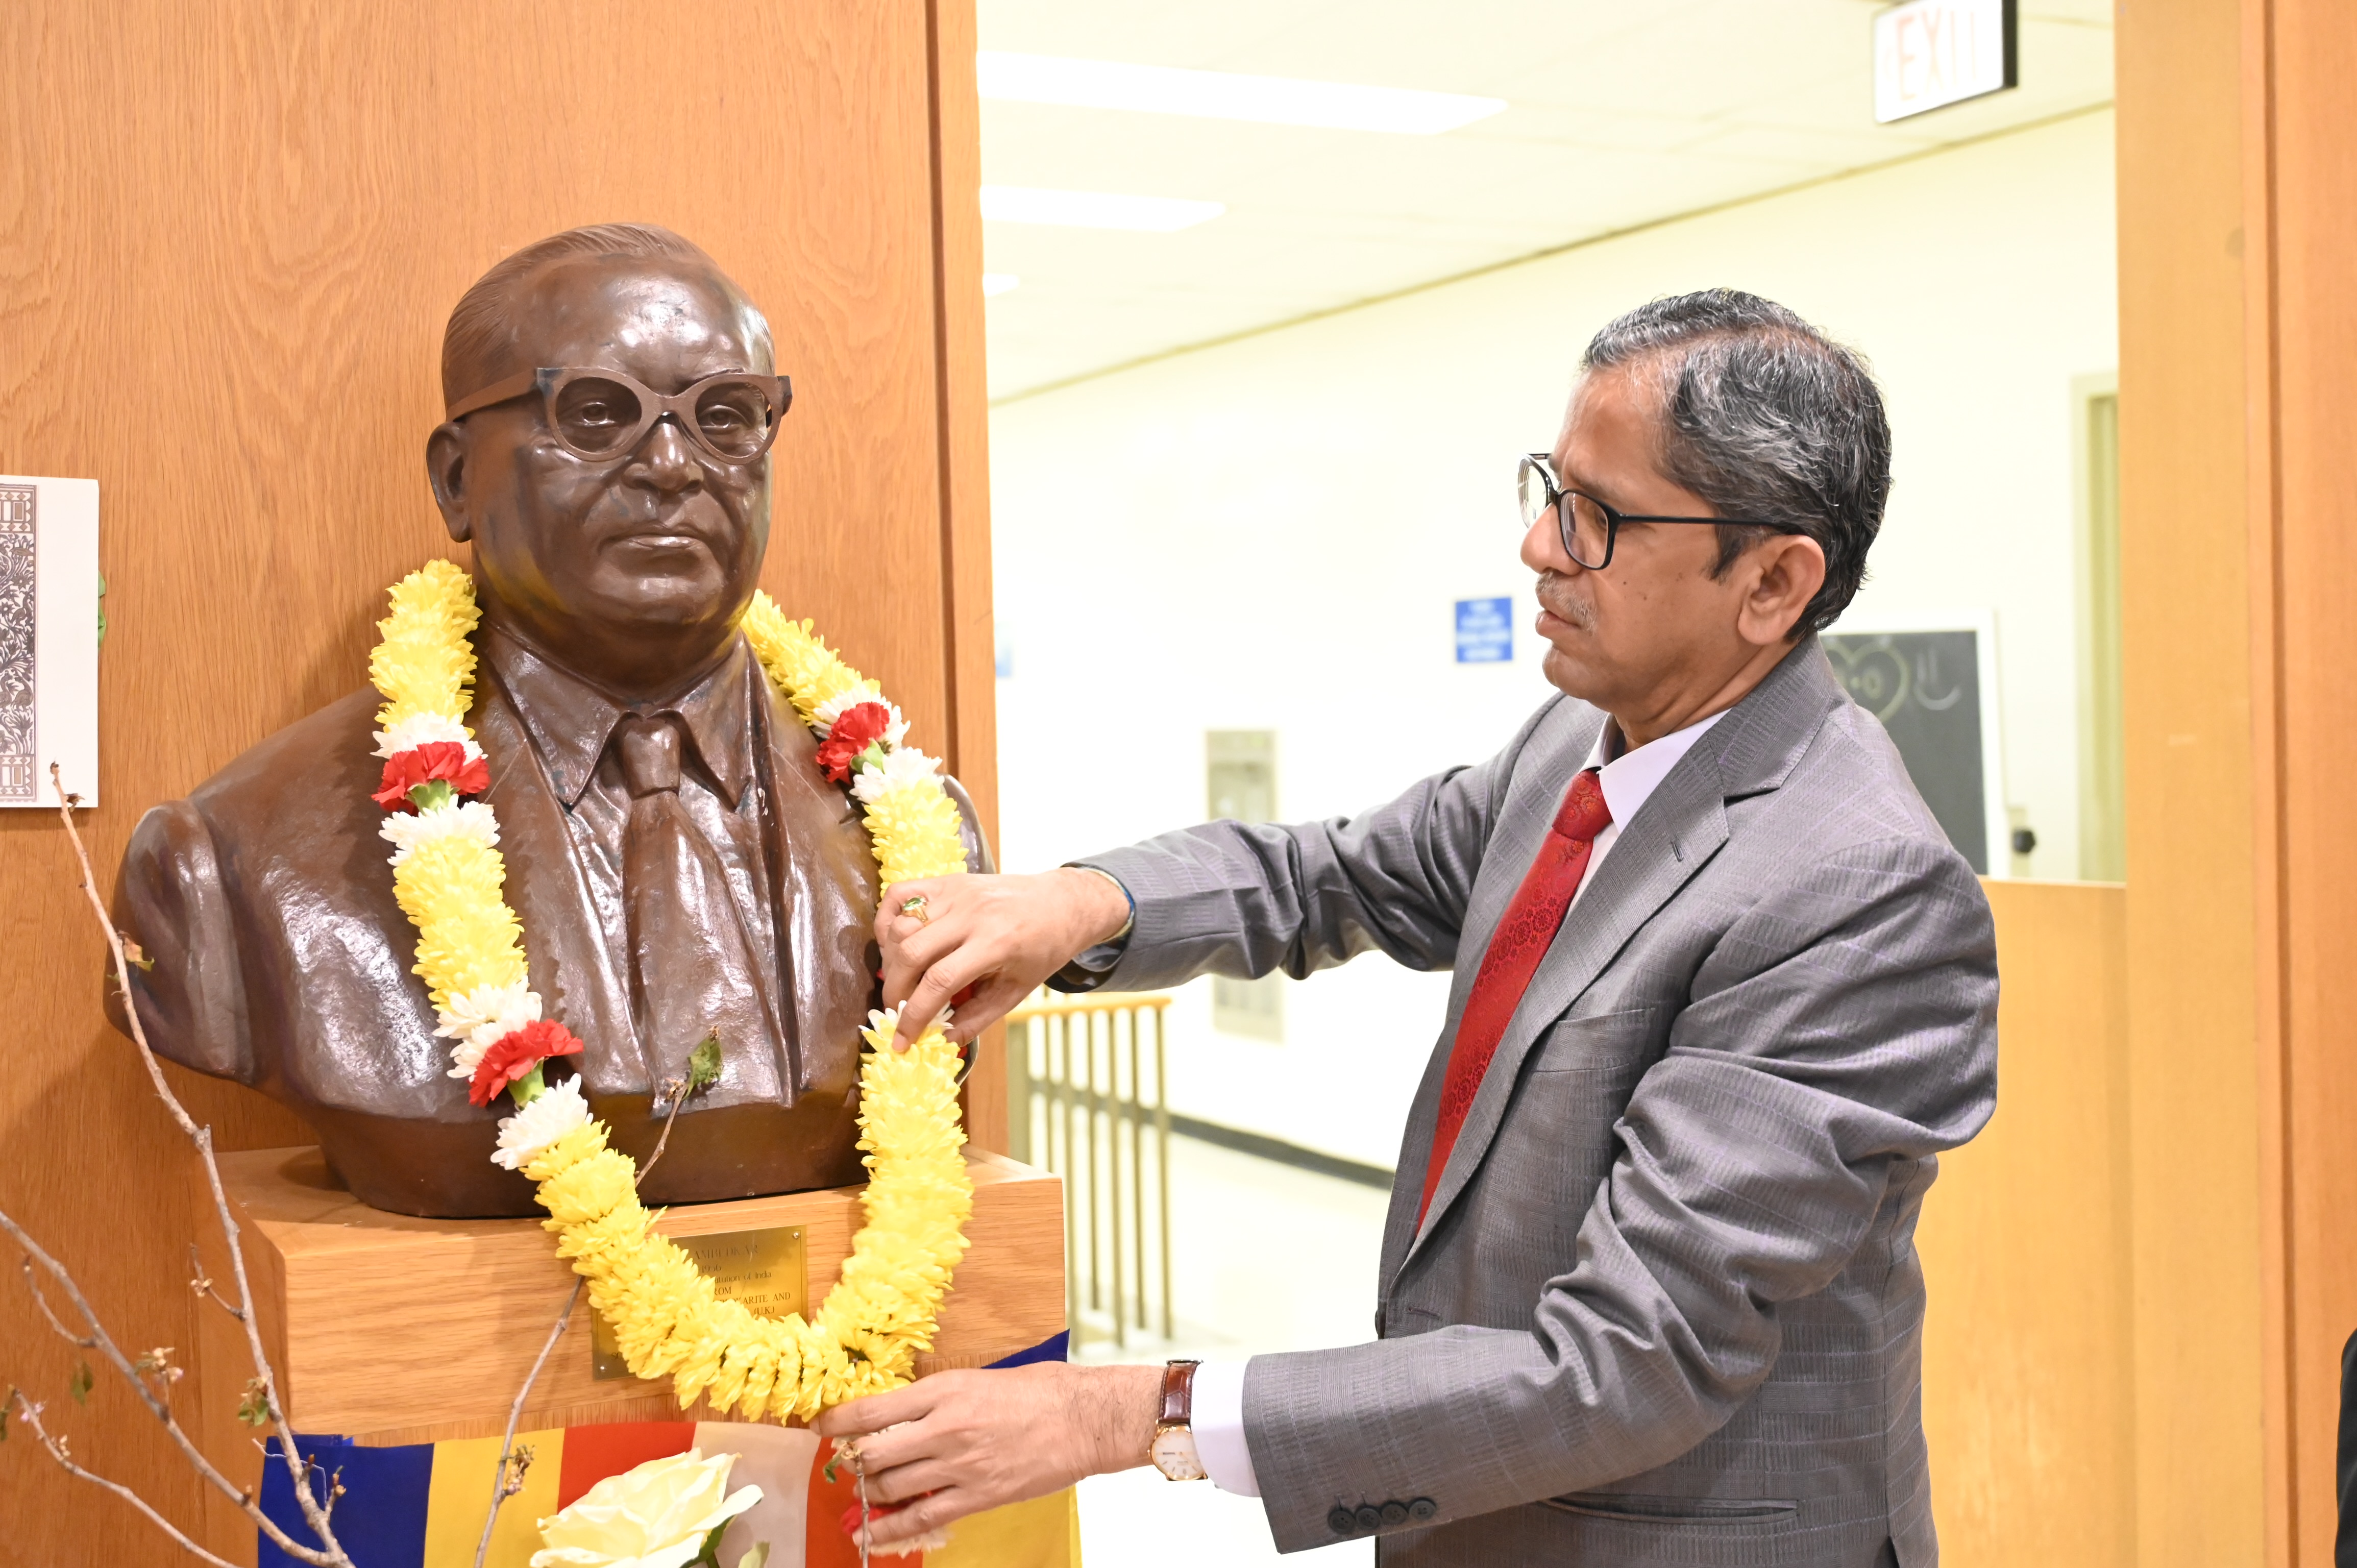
left=811, top=1362, right=1162, bottom=1548
left=877, top=868, right=1131, bottom=1046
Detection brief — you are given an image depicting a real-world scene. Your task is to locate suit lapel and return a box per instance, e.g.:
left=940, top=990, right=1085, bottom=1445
left=1401, top=762, right=1728, bottom=1266
left=1377, top=699, right=1603, bottom=1290
left=752, top=665, right=880, bottom=1098
left=1395, top=638, right=1846, bottom=1272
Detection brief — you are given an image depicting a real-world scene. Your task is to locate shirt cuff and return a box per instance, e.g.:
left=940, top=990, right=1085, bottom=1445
left=1047, top=865, right=1135, bottom=992
left=1192, top=1359, right=1260, bottom=1497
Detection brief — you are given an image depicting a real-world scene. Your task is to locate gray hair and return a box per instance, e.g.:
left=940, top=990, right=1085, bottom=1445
left=1581, top=289, right=1890, bottom=635
left=440, top=223, right=754, bottom=410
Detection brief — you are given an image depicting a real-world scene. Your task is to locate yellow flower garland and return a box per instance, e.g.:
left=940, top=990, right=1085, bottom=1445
left=370, top=560, right=973, bottom=1420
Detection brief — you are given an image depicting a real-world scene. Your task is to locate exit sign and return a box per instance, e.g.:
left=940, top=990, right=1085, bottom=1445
left=1873, top=0, right=2017, bottom=124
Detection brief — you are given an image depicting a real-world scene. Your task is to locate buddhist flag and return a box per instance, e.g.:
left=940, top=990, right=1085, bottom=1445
left=259, top=1338, right=1078, bottom=1568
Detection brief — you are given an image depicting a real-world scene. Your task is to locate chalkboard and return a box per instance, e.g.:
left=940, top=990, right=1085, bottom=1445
left=1822, top=629, right=1990, bottom=872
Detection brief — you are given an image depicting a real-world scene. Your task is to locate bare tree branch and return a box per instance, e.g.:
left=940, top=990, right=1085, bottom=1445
left=21, top=1256, right=97, bottom=1348
left=19, top=770, right=353, bottom=1564
left=639, top=1075, right=690, bottom=1183
left=185, top=1245, right=244, bottom=1323
left=8, top=1392, right=244, bottom=1568
left=474, top=1278, right=583, bottom=1568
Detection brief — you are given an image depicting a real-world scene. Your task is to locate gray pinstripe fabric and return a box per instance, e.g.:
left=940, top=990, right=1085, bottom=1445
left=1070, top=639, right=1997, bottom=1565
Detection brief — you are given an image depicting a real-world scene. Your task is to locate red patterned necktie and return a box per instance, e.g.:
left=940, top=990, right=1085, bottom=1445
left=1417, top=768, right=1613, bottom=1224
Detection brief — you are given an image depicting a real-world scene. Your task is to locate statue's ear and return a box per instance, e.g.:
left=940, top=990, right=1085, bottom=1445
left=426, top=422, right=474, bottom=543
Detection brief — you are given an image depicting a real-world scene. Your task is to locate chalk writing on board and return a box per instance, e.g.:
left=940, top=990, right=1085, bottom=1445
left=1823, top=629, right=1987, bottom=873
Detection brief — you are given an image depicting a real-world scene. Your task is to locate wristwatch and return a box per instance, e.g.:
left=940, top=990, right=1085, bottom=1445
left=1148, top=1359, right=1208, bottom=1481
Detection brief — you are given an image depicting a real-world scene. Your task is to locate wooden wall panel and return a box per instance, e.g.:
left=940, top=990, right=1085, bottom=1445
left=2250, top=1, right=2357, bottom=1559
left=0, top=2, right=993, bottom=1560
left=1917, top=880, right=2136, bottom=1568
left=2115, top=2, right=2276, bottom=1563
left=924, top=0, right=1009, bottom=1154
left=2120, top=0, right=2357, bottom=1562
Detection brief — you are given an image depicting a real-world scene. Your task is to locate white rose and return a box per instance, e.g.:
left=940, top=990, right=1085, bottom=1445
left=531, top=1448, right=762, bottom=1568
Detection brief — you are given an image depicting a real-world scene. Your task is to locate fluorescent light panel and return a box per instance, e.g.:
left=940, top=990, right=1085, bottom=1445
left=977, top=51, right=1505, bottom=136
left=981, top=272, right=1021, bottom=297
left=980, top=185, right=1224, bottom=232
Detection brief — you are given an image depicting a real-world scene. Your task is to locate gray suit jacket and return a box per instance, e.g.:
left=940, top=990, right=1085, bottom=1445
left=1069, top=639, right=1998, bottom=1566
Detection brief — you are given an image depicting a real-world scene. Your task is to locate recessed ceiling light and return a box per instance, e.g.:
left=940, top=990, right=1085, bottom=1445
left=977, top=52, right=1506, bottom=135
left=982, top=273, right=1021, bottom=297
left=980, top=185, right=1225, bottom=232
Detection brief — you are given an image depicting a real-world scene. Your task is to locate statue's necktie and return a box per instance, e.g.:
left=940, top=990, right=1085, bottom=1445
left=613, top=713, right=776, bottom=1094
left=1417, top=768, right=1613, bottom=1224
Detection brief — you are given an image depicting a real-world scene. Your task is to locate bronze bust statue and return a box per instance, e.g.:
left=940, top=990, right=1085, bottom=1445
left=115, top=224, right=984, bottom=1217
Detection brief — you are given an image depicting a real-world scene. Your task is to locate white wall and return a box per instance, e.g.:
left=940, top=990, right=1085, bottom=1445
left=990, top=109, right=2118, bottom=1165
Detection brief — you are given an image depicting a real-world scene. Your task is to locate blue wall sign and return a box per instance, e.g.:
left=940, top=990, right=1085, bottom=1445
left=1454, top=597, right=1514, bottom=664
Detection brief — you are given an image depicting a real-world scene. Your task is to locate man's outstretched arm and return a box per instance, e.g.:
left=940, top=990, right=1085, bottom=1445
left=875, top=698, right=1573, bottom=1048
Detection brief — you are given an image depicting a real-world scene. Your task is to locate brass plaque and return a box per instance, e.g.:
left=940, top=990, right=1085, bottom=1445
left=592, top=1224, right=807, bottom=1381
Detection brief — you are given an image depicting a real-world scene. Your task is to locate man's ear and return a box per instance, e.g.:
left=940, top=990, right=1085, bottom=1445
left=426, top=422, right=474, bottom=544
left=1737, top=533, right=1828, bottom=647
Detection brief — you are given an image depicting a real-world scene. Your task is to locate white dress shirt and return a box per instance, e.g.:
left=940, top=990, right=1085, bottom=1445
left=1190, top=708, right=1728, bottom=1498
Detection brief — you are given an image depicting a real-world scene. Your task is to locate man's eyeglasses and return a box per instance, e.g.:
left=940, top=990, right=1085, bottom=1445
left=1517, top=452, right=1787, bottom=571
left=447, top=366, right=792, bottom=465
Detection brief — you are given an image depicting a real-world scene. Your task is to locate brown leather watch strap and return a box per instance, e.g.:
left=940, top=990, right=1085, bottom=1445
left=1159, top=1360, right=1200, bottom=1428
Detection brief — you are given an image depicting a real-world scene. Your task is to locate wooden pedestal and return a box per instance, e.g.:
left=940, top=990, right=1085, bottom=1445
left=193, top=1147, right=1065, bottom=1463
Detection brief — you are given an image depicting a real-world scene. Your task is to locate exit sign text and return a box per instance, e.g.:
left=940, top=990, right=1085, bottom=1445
left=1873, top=0, right=2017, bottom=124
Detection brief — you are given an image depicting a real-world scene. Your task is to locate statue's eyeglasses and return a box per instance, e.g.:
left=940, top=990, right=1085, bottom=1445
left=1517, top=452, right=1789, bottom=570
left=447, top=366, right=792, bottom=465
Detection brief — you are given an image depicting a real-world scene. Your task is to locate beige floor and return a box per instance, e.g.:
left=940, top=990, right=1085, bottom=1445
left=1067, top=1133, right=1394, bottom=1566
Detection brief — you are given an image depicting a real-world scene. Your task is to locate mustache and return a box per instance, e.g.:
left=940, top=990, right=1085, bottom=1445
left=601, top=495, right=736, bottom=544
left=1534, top=572, right=1593, bottom=630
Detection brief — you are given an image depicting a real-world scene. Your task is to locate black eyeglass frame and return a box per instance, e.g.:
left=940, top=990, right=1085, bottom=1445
left=447, top=366, right=793, bottom=466
left=1518, top=452, right=1793, bottom=571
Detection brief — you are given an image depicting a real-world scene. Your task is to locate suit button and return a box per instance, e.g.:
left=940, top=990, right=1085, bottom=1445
left=1381, top=1500, right=1409, bottom=1527
left=1355, top=1504, right=1383, bottom=1533
left=1328, top=1507, right=1357, bottom=1536
left=1409, top=1497, right=1438, bottom=1522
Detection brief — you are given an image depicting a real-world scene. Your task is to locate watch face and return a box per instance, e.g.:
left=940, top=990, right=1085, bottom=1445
left=1150, top=1426, right=1207, bottom=1481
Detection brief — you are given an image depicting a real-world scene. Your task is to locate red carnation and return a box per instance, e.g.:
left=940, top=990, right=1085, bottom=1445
left=374, top=741, right=492, bottom=812
left=468, top=1018, right=585, bottom=1107
left=814, top=702, right=893, bottom=784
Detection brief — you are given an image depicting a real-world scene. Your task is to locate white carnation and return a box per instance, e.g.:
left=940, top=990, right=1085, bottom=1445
left=490, top=1077, right=591, bottom=1169
left=380, top=799, right=501, bottom=865
left=810, top=682, right=885, bottom=736
left=849, top=746, right=942, bottom=804
left=373, top=713, right=482, bottom=761
left=436, top=981, right=542, bottom=1078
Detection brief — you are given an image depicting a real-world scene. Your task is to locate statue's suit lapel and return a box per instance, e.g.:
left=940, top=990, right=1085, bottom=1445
left=751, top=668, right=880, bottom=1101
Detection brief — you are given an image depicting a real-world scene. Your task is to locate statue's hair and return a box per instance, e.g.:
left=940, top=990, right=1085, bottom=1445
left=440, top=223, right=739, bottom=410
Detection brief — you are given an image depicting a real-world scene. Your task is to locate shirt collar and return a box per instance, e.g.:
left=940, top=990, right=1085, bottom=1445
left=481, top=625, right=756, bottom=808
left=1582, top=708, right=1727, bottom=831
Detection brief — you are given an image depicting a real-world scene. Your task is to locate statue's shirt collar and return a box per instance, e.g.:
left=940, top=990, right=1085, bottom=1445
left=478, top=627, right=758, bottom=810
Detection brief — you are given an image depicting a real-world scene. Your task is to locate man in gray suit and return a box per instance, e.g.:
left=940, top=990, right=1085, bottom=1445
left=817, top=290, right=1998, bottom=1566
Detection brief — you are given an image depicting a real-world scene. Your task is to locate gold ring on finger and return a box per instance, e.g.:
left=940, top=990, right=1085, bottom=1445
left=900, top=895, right=929, bottom=926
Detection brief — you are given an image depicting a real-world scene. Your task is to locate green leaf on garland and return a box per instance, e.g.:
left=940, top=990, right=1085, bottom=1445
left=687, top=1033, right=723, bottom=1093
left=407, top=778, right=457, bottom=812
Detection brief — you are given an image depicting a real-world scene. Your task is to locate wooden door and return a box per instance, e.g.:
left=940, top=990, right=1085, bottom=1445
left=2120, top=1, right=2357, bottom=1562
left=0, top=3, right=993, bottom=1559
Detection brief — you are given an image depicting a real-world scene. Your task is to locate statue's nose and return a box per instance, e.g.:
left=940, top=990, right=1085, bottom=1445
left=627, top=414, right=701, bottom=492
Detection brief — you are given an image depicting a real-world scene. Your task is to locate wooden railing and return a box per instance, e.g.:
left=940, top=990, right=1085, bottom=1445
left=1004, top=992, right=1174, bottom=1351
